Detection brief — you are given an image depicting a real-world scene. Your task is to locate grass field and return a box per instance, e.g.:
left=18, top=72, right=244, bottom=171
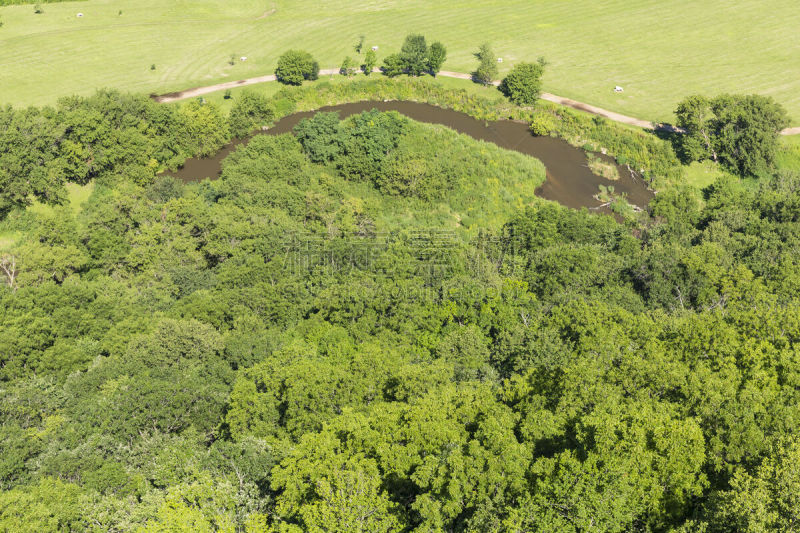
left=776, top=135, right=800, bottom=172
left=1, top=0, right=799, bottom=124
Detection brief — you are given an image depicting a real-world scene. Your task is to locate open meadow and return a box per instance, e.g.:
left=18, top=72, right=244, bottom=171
left=1, top=0, right=799, bottom=123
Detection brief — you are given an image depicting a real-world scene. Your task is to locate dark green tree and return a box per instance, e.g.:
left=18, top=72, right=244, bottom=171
left=0, top=106, right=67, bottom=218
left=675, top=93, right=789, bottom=176
left=294, top=111, right=343, bottom=163
left=381, top=53, right=404, bottom=77
left=400, top=33, right=428, bottom=76
left=275, top=50, right=320, bottom=85
left=427, top=41, right=447, bottom=76
left=499, top=61, right=545, bottom=105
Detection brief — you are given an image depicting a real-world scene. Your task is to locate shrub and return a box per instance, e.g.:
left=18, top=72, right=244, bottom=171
left=530, top=111, right=558, bottom=136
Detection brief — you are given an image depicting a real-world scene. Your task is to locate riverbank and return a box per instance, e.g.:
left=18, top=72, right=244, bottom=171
left=153, top=69, right=799, bottom=136
left=167, top=100, right=653, bottom=215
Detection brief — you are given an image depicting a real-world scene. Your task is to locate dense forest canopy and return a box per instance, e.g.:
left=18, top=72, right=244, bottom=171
left=1, top=82, right=800, bottom=532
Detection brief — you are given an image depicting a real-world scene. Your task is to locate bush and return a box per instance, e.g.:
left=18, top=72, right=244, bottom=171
left=499, top=61, right=545, bottom=106
left=530, top=111, right=558, bottom=136
left=275, top=50, right=320, bottom=85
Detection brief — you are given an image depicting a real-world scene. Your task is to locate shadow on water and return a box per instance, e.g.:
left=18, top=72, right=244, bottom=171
left=167, top=101, right=654, bottom=213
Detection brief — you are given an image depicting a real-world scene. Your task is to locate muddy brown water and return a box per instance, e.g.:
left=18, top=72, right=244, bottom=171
left=168, top=101, right=654, bottom=212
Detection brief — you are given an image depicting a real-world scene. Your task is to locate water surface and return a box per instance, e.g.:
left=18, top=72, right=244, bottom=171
left=168, top=101, right=654, bottom=212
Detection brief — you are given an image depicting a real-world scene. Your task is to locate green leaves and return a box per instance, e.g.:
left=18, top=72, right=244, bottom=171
left=178, top=100, right=230, bottom=158
left=675, top=94, right=790, bottom=176
left=274, top=50, right=320, bottom=86
left=399, top=34, right=428, bottom=77
left=705, top=438, right=800, bottom=531
left=3, top=81, right=800, bottom=532
left=229, top=91, right=276, bottom=138
left=427, top=42, right=447, bottom=75
left=473, top=43, right=498, bottom=85
left=499, top=62, right=545, bottom=106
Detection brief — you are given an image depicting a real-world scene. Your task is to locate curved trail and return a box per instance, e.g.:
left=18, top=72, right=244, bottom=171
left=153, top=69, right=799, bottom=136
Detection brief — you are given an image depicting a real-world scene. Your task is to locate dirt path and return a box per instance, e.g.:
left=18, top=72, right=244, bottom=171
left=437, top=71, right=664, bottom=130
left=154, top=68, right=343, bottom=103
left=153, top=69, right=799, bottom=135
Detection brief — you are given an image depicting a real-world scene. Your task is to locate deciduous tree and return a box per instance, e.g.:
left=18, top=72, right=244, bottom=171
left=427, top=41, right=447, bottom=76
left=275, top=50, right=320, bottom=85
left=399, top=33, right=428, bottom=76
left=473, top=43, right=498, bottom=85
left=499, top=61, right=545, bottom=105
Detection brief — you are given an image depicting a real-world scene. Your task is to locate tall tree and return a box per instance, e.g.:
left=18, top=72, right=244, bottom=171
left=675, top=94, right=789, bottom=176
left=427, top=41, right=447, bottom=76
left=400, top=33, right=428, bottom=76
left=0, top=107, right=67, bottom=218
left=362, top=49, right=377, bottom=75
left=473, top=43, right=498, bottom=85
